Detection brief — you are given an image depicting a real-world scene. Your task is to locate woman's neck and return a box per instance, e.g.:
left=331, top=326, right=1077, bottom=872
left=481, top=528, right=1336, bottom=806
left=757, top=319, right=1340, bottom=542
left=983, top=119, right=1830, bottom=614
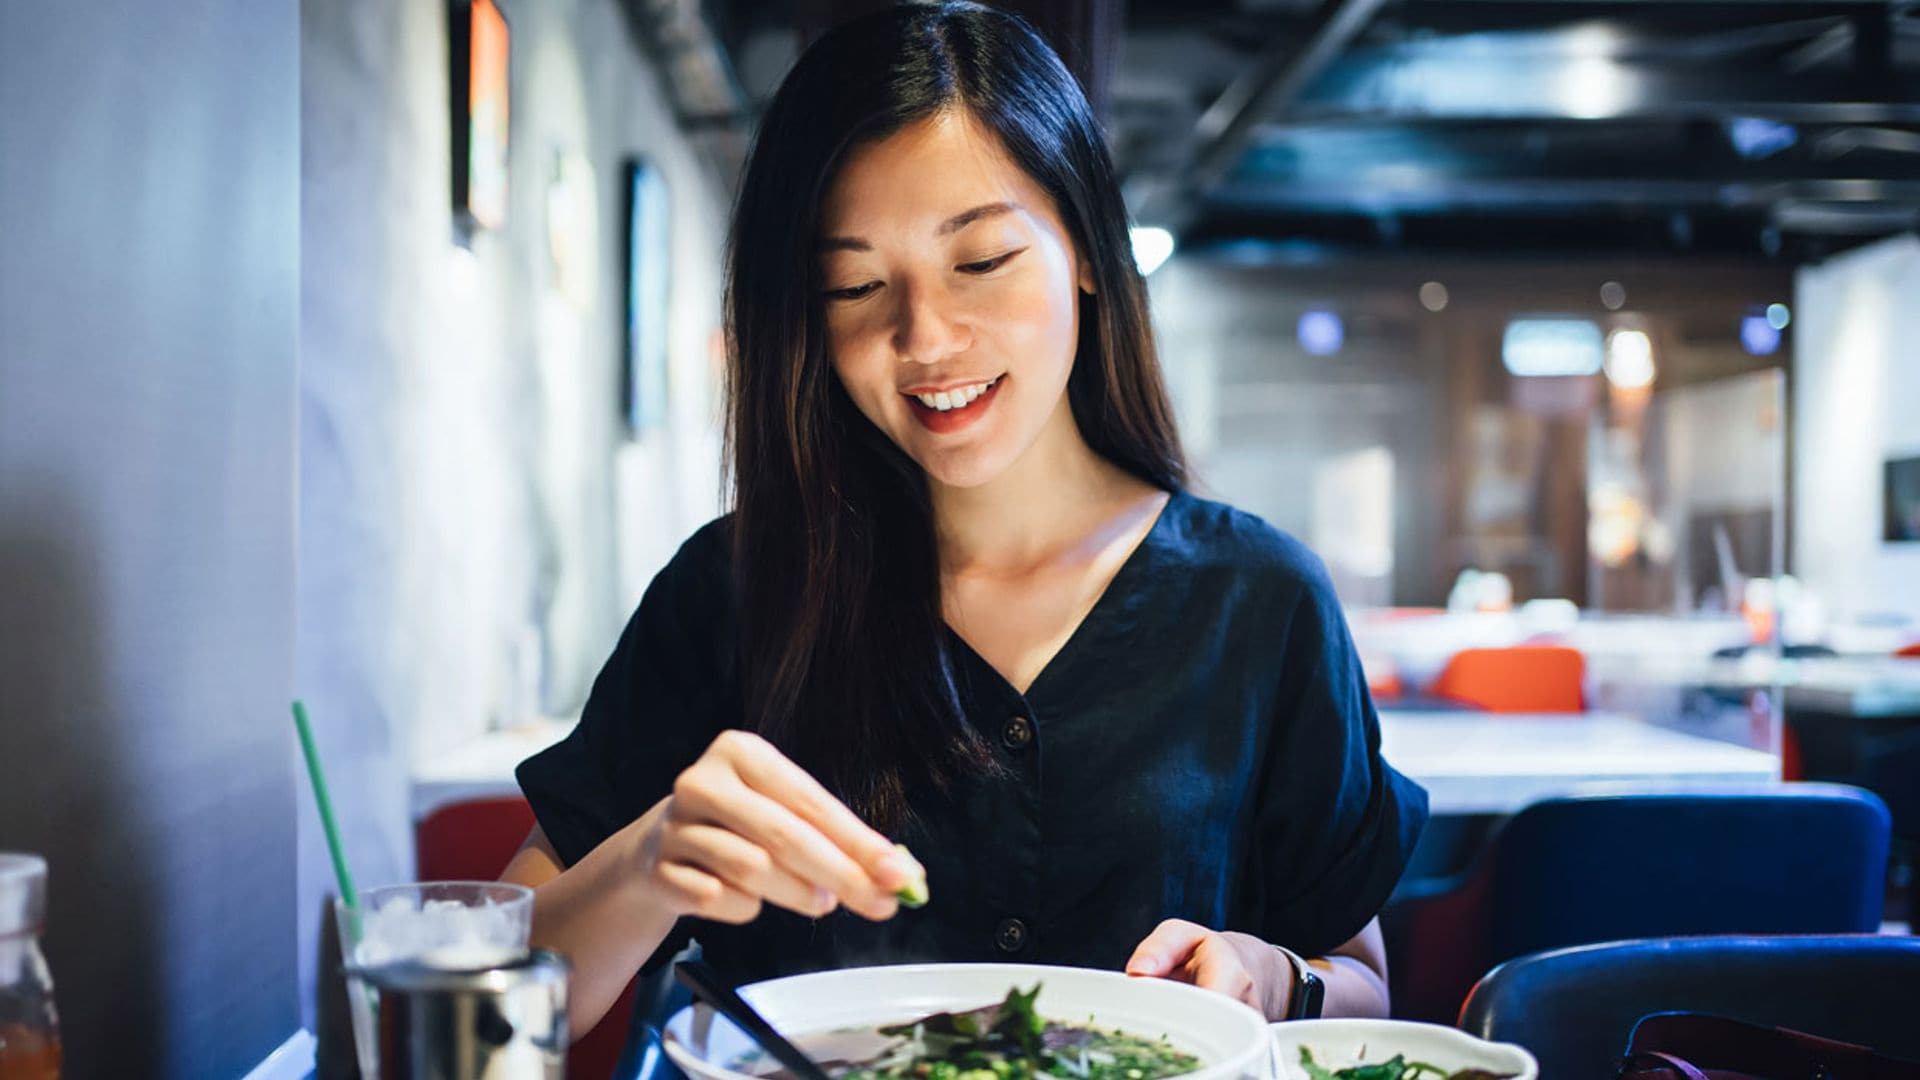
left=930, top=396, right=1154, bottom=575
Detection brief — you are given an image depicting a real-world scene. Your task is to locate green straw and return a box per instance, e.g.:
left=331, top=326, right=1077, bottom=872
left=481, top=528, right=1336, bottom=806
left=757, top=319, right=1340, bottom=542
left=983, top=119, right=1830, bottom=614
left=292, top=699, right=360, bottom=914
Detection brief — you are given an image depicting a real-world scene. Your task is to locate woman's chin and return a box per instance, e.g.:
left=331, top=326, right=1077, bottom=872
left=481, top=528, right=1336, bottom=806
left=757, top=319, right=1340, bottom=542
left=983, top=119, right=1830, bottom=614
left=915, top=446, right=1016, bottom=491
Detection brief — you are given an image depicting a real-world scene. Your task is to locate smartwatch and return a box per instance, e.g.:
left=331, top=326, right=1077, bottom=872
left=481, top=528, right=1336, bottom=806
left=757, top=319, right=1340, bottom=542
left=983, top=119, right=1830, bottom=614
left=1275, top=945, right=1325, bottom=1020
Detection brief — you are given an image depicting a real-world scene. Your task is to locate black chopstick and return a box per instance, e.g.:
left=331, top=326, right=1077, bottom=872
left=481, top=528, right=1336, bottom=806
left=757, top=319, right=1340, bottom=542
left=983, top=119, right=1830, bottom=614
left=675, top=959, right=835, bottom=1080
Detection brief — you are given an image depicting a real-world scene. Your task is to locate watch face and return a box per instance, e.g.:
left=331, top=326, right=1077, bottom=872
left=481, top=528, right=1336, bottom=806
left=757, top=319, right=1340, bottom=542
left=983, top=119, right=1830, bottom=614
left=1295, top=970, right=1326, bottom=1020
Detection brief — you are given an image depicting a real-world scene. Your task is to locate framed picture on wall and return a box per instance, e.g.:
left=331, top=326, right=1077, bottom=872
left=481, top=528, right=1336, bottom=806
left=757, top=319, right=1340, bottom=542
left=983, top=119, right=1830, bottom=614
left=624, top=159, right=671, bottom=436
left=1887, top=456, right=1920, bottom=542
left=450, top=0, right=510, bottom=231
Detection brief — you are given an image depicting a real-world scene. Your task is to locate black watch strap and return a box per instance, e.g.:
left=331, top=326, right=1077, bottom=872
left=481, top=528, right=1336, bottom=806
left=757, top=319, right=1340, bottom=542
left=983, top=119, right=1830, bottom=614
left=1277, top=946, right=1326, bottom=1020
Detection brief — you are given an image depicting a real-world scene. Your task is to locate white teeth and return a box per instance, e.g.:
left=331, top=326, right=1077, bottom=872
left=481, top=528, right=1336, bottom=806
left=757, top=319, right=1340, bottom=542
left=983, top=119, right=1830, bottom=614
left=911, top=376, right=999, bottom=411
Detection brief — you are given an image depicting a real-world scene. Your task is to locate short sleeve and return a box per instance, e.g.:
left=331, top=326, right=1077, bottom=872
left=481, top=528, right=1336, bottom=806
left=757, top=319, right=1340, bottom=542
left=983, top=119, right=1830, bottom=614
left=1250, top=548, right=1428, bottom=958
left=516, top=517, right=734, bottom=872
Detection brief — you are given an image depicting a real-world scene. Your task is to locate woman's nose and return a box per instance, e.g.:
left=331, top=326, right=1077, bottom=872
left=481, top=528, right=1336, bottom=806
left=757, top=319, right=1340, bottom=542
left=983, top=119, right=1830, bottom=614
left=891, top=281, right=968, bottom=365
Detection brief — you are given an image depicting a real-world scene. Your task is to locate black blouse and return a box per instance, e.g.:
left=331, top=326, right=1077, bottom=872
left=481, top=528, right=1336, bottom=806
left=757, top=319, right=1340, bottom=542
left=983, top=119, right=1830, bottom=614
left=517, top=490, right=1427, bottom=987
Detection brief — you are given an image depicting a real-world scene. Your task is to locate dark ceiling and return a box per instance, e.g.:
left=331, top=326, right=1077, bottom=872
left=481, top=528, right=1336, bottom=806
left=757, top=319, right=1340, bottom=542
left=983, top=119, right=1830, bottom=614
left=639, top=0, right=1920, bottom=260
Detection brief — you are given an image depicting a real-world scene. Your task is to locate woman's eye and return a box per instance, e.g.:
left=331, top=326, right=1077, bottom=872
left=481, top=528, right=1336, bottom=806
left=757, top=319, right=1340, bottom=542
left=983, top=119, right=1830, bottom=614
left=957, top=250, right=1022, bottom=274
left=825, top=282, right=881, bottom=302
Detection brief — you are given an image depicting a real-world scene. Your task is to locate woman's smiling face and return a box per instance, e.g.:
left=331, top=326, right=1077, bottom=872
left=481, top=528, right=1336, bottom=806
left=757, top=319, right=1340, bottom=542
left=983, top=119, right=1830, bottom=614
left=817, top=108, right=1094, bottom=490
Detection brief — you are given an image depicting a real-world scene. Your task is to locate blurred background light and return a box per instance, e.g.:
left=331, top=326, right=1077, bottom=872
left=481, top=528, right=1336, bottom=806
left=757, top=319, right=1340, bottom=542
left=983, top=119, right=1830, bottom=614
left=1298, top=309, right=1345, bottom=356
left=1503, top=317, right=1604, bottom=376
left=1130, top=226, right=1175, bottom=276
left=1599, top=280, right=1627, bottom=311
left=1741, top=314, right=1782, bottom=356
left=1556, top=33, right=1634, bottom=121
left=1728, top=117, right=1799, bottom=160
left=1605, top=328, right=1655, bottom=388
left=1419, top=281, right=1449, bottom=312
left=1767, top=302, right=1792, bottom=330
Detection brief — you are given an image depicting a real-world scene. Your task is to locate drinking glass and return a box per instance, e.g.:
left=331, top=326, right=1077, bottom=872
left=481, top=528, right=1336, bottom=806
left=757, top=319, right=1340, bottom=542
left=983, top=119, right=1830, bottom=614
left=334, top=881, right=533, bottom=1078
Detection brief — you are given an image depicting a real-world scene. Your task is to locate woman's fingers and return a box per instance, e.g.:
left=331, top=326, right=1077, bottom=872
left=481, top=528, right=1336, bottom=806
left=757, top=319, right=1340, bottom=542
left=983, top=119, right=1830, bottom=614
left=655, top=859, right=764, bottom=924
left=1124, top=918, right=1210, bottom=977
left=1127, top=921, right=1258, bottom=1008
left=717, top=731, right=919, bottom=891
left=671, top=740, right=902, bottom=919
left=665, top=824, right=837, bottom=918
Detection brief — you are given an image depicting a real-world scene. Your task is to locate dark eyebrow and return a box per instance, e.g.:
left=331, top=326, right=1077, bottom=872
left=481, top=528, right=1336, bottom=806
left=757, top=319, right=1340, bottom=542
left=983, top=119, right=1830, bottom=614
left=817, top=202, right=1021, bottom=253
left=938, top=201, right=1019, bottom=235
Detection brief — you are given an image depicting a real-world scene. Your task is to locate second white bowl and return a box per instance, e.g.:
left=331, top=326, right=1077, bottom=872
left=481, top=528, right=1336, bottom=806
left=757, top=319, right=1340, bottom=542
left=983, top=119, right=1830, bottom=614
left=1270, top=1019, right=1538, bottom=1080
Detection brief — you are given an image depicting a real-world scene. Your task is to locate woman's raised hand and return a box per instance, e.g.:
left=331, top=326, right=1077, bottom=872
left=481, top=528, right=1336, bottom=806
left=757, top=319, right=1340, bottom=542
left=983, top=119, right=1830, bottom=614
left=633, top=729, right=922, bottom=925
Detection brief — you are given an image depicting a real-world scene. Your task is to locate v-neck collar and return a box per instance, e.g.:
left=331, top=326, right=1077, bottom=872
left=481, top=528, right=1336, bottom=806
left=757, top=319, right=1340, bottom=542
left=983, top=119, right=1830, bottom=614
left=946, top=488, right=1182, bottom=704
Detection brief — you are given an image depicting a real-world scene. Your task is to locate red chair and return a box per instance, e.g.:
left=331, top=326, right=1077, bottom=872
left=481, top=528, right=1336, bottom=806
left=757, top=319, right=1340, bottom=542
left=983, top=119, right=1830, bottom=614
left=1896, top=643, right=1920, bottom=659
left=416, top=796, right=637, bottom=1080
left=1430, top=645, right=1586, bottom=713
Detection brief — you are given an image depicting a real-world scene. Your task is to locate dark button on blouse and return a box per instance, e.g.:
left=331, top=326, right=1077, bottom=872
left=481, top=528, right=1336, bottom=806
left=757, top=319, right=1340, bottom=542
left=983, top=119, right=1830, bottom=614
left=1001, top=715, right=1034, bottom=751
left=516, top=491, right=1428, bottom=991
left=995, top=917, right=1030, bottom=954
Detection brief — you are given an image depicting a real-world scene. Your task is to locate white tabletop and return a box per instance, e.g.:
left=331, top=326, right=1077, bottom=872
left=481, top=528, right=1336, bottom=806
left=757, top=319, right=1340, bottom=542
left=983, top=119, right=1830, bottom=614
left=413, top=719, right=573, bottom=820
left=1379, top=709, right=1781, bottom=815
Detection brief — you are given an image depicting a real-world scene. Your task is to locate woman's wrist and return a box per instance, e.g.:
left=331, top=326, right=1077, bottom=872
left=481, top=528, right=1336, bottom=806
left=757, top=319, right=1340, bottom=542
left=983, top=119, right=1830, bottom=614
left=614, top=796, right=684, bottom=926
left=1268, top=959, right=1296, bottom=1020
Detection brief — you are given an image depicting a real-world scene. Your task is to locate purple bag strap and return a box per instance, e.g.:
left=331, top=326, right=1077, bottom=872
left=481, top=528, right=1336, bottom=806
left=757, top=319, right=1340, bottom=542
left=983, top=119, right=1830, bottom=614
left=1626, top=1012, right=1920, bottom=1080
left=1619, top=1051, right=1714, bottom=1080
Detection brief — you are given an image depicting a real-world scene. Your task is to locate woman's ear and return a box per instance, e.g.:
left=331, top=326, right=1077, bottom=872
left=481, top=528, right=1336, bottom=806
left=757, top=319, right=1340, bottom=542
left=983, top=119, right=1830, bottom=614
left=1077, top=252, right=1097, bottom=296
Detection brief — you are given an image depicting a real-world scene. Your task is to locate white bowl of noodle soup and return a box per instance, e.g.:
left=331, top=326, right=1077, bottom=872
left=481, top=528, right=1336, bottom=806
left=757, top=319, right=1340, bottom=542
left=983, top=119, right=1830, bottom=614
left=662, top=963, right=1273, bottom=1080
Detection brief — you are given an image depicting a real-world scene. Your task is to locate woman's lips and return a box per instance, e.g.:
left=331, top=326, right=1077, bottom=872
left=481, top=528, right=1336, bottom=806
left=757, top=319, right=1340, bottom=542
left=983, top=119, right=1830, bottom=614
left=905, top=377, right=1003, bottom=434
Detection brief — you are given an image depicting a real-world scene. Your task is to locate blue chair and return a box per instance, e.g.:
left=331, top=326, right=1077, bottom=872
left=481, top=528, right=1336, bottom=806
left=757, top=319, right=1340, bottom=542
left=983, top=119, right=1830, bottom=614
left=616, top=945, right=697, bottom=1080
left=1460, top=935, right=1920, bottom=1080
left=1383, top=784, right=1892, bottom=1023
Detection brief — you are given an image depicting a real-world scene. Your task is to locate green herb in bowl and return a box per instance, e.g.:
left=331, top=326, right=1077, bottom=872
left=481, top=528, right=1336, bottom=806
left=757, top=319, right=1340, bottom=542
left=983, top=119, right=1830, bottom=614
left=1298, top=1047, right=1518, bottom=1080
left=733, top=985, right=1201, bottom=1080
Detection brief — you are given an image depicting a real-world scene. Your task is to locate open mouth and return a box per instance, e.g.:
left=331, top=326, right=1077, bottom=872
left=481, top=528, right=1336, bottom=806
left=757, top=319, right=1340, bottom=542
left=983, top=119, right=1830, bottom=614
left=903, top=375, right=1003, bottom=433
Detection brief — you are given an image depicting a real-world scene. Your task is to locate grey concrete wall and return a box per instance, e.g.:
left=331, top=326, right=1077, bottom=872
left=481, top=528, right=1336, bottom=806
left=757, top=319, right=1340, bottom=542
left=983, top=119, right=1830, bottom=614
left=298, top=0, right=728, bottom=1031
left=0, top=3, right=301, bottom=1074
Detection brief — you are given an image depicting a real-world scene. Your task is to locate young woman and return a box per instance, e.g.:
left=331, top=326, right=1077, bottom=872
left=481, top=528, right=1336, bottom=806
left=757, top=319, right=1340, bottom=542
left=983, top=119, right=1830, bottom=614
left=504, top=1, right=1427, bottom=1039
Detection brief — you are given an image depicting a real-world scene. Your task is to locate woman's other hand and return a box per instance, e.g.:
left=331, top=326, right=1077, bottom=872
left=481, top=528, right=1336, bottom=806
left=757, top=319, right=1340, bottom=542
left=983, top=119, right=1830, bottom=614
left=630, top=729, right=922, bottom=925
left=1124, top=917, right=1392, bottom=1020
left=1123, top=918, right=1291, bottom=1018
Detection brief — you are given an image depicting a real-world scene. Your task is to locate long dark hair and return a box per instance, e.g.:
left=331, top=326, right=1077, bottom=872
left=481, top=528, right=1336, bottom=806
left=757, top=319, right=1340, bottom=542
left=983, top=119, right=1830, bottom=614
left=724, top=1, right=1186, bottom=833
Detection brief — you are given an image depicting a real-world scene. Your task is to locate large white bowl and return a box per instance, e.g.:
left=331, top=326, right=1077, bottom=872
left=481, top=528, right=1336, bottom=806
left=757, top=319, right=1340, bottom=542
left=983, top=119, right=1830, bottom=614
left=1270, top=1019, right=1538, bottom=1080
left=663, top=963, right=1273, bottom=1080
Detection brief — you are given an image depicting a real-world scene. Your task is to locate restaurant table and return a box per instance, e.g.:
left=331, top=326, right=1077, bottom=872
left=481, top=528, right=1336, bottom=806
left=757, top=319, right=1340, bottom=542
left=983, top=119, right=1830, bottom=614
left=1775, top=658, right=1920, bottom=719
left=1377, top=709, right=1782, bottom=816
left=415, top=711, right=1781, bottom=822
left=413, top=718, right=574, bottom=821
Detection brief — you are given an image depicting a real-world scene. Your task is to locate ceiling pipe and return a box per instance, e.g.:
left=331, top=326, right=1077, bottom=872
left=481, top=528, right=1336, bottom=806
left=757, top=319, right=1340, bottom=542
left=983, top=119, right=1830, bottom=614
left=1137, top=0, right=1392, bottom=231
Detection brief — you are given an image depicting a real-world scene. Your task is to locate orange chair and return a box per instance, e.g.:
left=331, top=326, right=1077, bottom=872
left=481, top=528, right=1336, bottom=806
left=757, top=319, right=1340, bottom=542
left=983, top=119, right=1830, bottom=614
left=416, top=796, right=637, bottom=1080
left=1368, top=669, right=1406, bottom=702
left=1429, top=645, right=1585, bottom=713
